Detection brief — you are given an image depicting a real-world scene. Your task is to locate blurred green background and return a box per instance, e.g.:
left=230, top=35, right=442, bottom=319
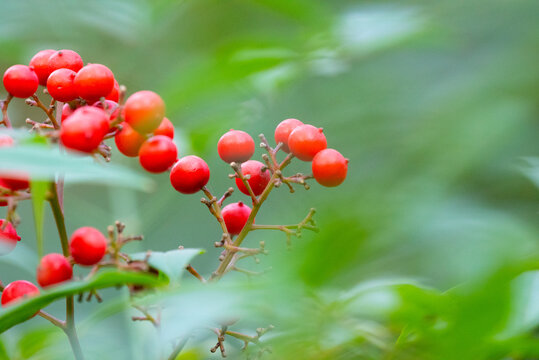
left=0, top=0, right=538, bottom=359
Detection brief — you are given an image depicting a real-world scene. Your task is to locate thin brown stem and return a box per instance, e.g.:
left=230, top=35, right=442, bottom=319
left=32, top=95, right=59, bottom=129
left=230, top=162, right=258, bottom=205
left=185, top=264, right=206, bottom=283
left=38, top=310, right=66, bottom=328
left=1, top=94, right=13, bottom=128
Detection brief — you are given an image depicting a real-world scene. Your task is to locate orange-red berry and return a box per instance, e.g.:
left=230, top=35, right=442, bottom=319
left=288, top=124, right=327, bottom=161
left=115, top=122, right=147, bottom=157
left=138, top=135, right=178, bottom=173
left=105, top=79, right=120, bottom=102
left=312, top=149, right=348, bottom=187
left=74, top=64, right=115, bottom=102
left=36, top=253, right=73, bottom=288
left=169, top=155, right=210, bottom=194
left=69, top=227, right=107, bottom=266
left=153, top=117, right=174, bottom=139
left=222, top=202, right=252, bottom=235
left=217, top=130, right=255, bottom=163
left=274, top=118, right=303, bottom=153
left=29, top=49, right=55, bottom=86
left=0, top=219, right=21, bottom=255
left=60, top=106, right=109, bottom=153
left=48, top=50, right=83, bottom=74
left=3, top=65, right=39, bottom=98
left=1, top=280, right=39, bottom=307
left=124, top=90, right=165, bottom=134
left=46, top=68, right=78, bottom=102
left=235, top=160, right=270, bottom=196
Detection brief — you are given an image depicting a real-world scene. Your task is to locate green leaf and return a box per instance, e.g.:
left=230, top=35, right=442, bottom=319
left=30, top=180, right=48, bottom=259
left=130, top=248, right=205, bottom=284
left=0, top=336, right=9, bottom=360
left=0, top=144, right=153, bottom=191
left=0, top=269, right=164, bottom=333
left=16, top=326, right=63, bottom=359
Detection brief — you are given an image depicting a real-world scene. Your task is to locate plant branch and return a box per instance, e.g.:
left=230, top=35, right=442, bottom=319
left=38, top=310, right=66, bottom=328
left=1, top=94, right=13, bottom=128
left=30, top=95, right=59, bottom=129
left=186, top=264, right=206, bottom=283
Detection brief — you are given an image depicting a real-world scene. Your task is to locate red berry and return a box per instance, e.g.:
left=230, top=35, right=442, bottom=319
left=105, top=79, right=120, bottom=102
left=46, top=68, right=77, bottom=102
left=2, top=65, right=39, bottom=98
left=0, top=136, right=29, bottom=190
left=288, top=124, right=327, bottom=161
left=92, top=100, right=120, bottom=123
left=217, top=130, right=255, bottom=163
left=312, top=149, right=348, bottom=187
left=222, top=202, right=252, bottom=235
left=0, top=219, right=21, bottom=255
left=74, top=64, right=115, bottom=102
left=1, top=280, right=39, bottom=307
left=235, top=160, right=270, bottom=196
left=48, top=50, right=83, bottom=74
left=29, top=49, right=55, bottom=86
left=115, top=122, right=147, bottom=157
left=153, top=117, right=174, bottom=139
left=274, top=118, right=303, bottom=153
left=36, top=253, right=73, bottom=288
left=169, top=155, right=210, bottom=194
left=69, top=227, right=107, bottom=266
left=138, top=135, right=178, bottom=173
left=124, top=91, right=165, bottom=134
left=61, top=103, right=76, bottom=122
left=60, top=106, right=109, bottom=153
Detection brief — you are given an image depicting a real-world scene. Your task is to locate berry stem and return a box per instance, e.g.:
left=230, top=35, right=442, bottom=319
left=31, top=95, right=59, bottom=129
left=38, top=310, right=66, bottom=328
left=48, top=182, right=85, bottom=360
left=0, top=94, right=13, bottom=128
left=230, top=162, right=259, bottom=205
left=185, top=264, right=206, bottom=283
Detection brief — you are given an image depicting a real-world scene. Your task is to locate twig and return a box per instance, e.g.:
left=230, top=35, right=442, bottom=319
left=185, top=264, right=206, bottom=283
left=1, top=94, right=13, bottom=128
left=31, top=95, right=59, bottom=129
left=230, top=162, right=259, bottom=205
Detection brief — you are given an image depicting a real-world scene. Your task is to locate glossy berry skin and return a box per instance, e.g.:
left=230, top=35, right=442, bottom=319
left=274, top=118, right=303, bottom=153
left=1, top=280, right=39, bottom=307
left=29, top=49, right=55, bottom=86
left=74, top=64, right=115, bottom=102
left=124, top=91, right=165, bottom=134
left=138, top=135, right=178, bottom=173
left=222, top=202, right=252, bottom=235
left=235, top=160, right=270, bottom=196
left=312, top=149, right=348, bottom=187
left=60, top=106, right=109, bottom=153
left=48, top=50, right=83, bottom=74
left=288, top=124, right=327, bottom=161
left=37, top=253, right=73, bottom=288
left=153, top=117, right=174, bottom=139
left=217, top=130, right=255, bottom=163
left=170, top=155, right=210, bottom=194
left=115, top=122, right=147, bottom=157
left=3, top=65, right=39, bottom=98
left=106, top=80, right=120, bottom=102
left=61, top=103, right=75, bottom=123
left=0, top=219, right=21, bottom=255
left=46, top=68, right=77, bottom=102
left=69, top=227, right=107, bottom=266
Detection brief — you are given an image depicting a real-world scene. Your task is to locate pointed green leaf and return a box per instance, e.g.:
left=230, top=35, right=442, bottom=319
left=0, top=269, right=164, bottom=333
left=130, top=248, right=205, bottom=284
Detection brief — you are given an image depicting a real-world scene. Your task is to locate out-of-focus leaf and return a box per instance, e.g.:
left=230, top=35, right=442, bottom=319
left=0, top=270, right=163, bottom=333
left=30, top=180, right=48, bottom=259
left=0, top=336, right=8, bottom=360
left=521, top=157, right=539, bottom=188
left=130, top=248, right=204, bottom=284
left=16, top=327, right=63, bottom=359
left=0, top=145, right=153, bottom=191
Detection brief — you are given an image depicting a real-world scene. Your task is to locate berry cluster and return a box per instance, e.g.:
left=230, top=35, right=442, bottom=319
left=0, top=49, right=349, bottom=359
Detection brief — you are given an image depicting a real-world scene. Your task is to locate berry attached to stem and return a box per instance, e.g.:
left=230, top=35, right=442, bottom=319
left=170, top=155, right=210, bottom=194
left=138, top=135, right=178, bottom=173
left=217, top=130, right=255, bottom=163
left=222, top=202, right=252, bottom=235
left=37, top=253, right=73, bottom=288
left=69, top=227, right=108, bottom=266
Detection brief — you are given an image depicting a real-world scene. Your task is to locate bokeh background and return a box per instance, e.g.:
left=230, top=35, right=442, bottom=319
left=0, top=0, right=538, bottom=359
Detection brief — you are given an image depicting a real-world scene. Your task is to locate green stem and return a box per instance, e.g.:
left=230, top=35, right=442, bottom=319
left=49, top=183, right=85, bottom=360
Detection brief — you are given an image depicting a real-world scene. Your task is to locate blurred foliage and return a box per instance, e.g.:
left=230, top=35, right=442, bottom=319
left=0, top=0, right=538, bottom=359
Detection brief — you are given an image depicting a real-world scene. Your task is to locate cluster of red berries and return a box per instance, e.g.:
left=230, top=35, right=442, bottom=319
left=1, top=226, right=107, bottom=308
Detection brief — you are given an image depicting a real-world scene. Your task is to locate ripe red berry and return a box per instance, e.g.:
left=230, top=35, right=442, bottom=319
left=0, top=136, right=29, bottom=190
left=153, top=117, right=174, bottom=139
left=37, top=253, right=73, bottom=288
left=170, top=155, right=210, bottom=194
left=222, top=202, right=252, bottom=235
left=74, top=64, right=115, bottom=102
left=2, top=65, right=39, bottom=98
left=105, top=79, right=120, bottom=102
left=69, top=227, right=107, bottom=266
left=288, top=124, right=327, bottom=161
left=138, top=135, right=178, bottom=173
left=1, top=280, right=39, bottom=307
left=0, top=219, right=21, bottom=255
left=115, top=122, right=147, bottom=157
left=274, top=118, right=303, bottom=153
left=217, top=130, right=255, bottom=164
left=61, top=103, right=76, bottom=122
left=48, top=50, right=83, bottom=74
left=29, top=49, right=55, bottom=86
left=312, top=149, right=348, bottom=187
left=92, top=100, right=120, bottom=123
left=46, top=68, right=77, bottom=102
left=235, top=160, right=270, bottom=196
left=60, top=106, right=109, bottom=153
left=124, top=91, right=165, bottom=134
